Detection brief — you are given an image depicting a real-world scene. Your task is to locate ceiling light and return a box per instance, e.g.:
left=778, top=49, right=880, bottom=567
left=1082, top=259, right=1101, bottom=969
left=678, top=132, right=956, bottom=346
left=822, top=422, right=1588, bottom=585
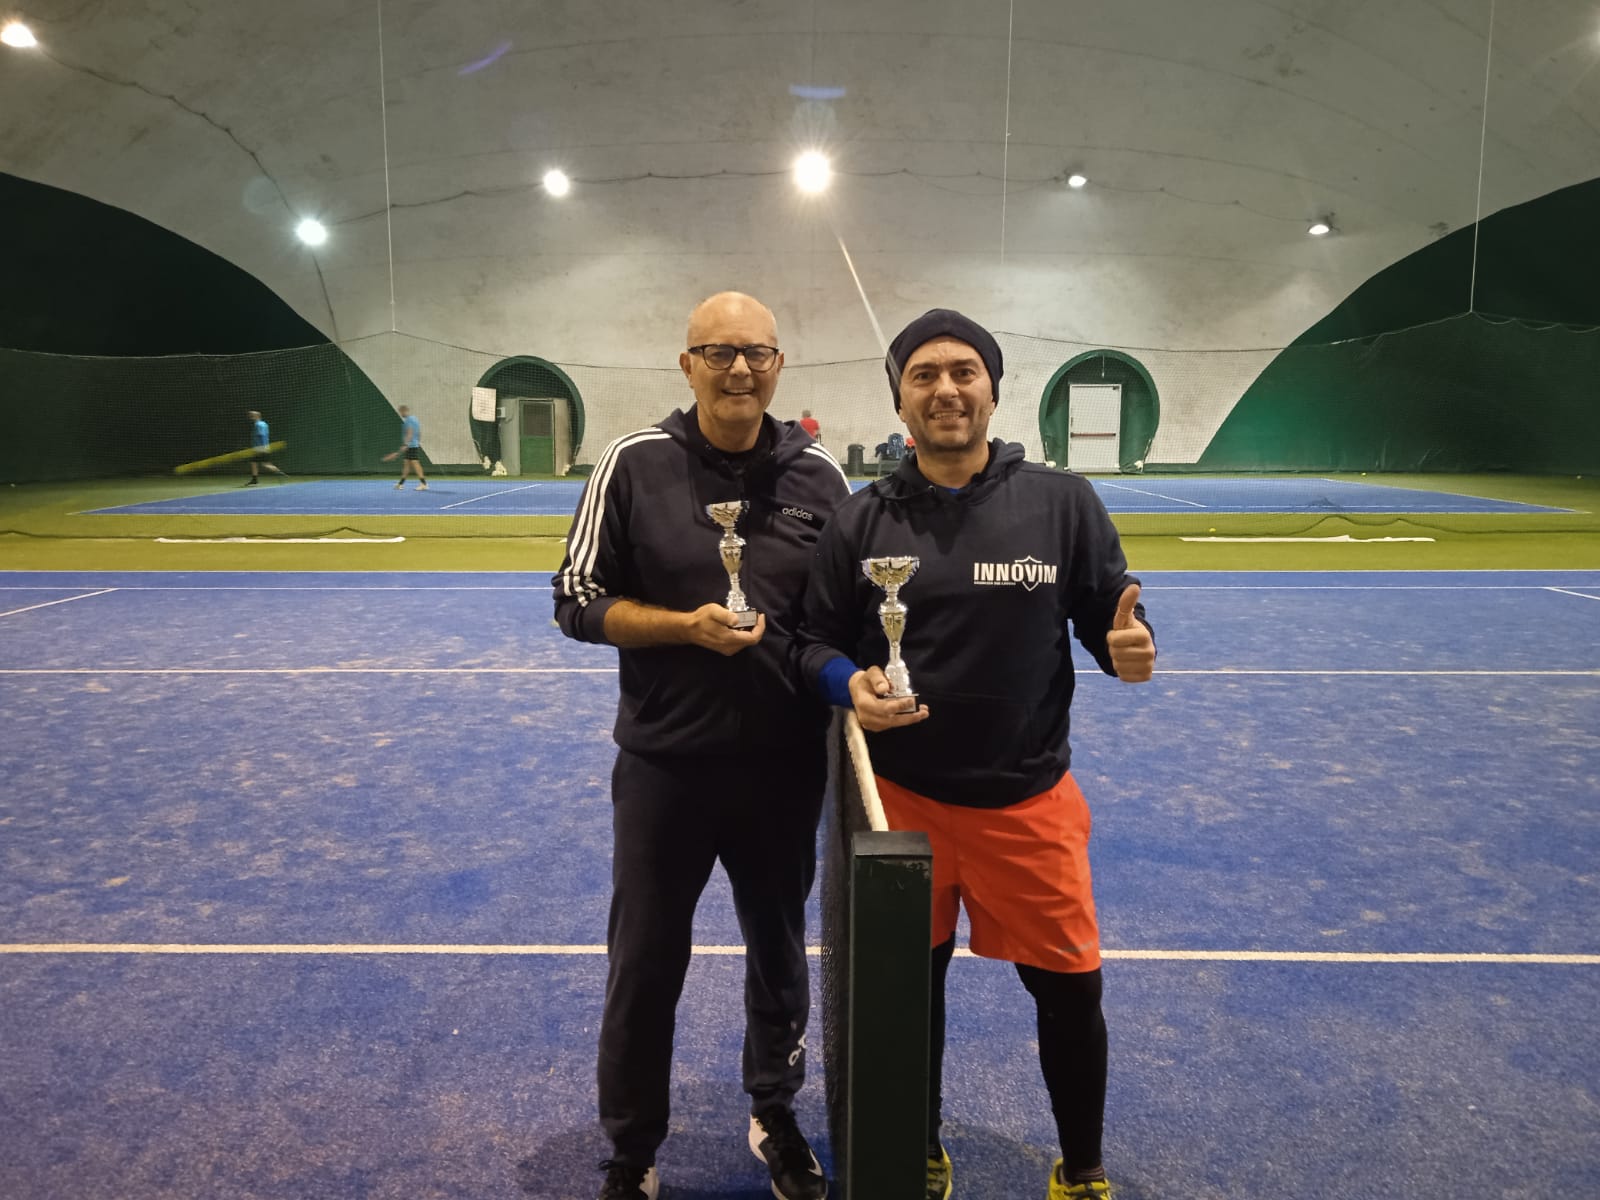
left=1066, top=173, right=1088, bottom=189
left=2, top=21, right=38, bottom=47
left=542, top=169, right=571, bottom=197
left=793, top=151, right=832, bottom=195
left=295, top=218, right=328, bottom=246
left=1308, top=218, right=1333, bottom=237
left=789, top=84, right=847, bottom=101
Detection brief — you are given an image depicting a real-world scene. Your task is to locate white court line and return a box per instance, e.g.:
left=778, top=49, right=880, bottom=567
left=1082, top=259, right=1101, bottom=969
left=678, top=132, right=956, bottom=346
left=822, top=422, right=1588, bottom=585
left=0, top=667, right=616, bottom=675
left=1157, top=570, right=1600, bottom=576
left=0, top=588, right=544, bottom=595
left=0, top=586, right=543, bottom=591
left=2, top=668, right=1595, bottom=677
left=1311, top=475, right=1581, bottom=509
left=0, top=589, right=117, bottom=619
left=1157, top=669, right=1600, bottom=676
left=1098, top=949, right=1600, bottom=964
left=1128, top=505, right=1560, bottom=512
left=1180, top=535, right=1435, bottom=543
left=1, top=943, right=1594, bottom=964
left=6, top=585, right=1576, bottom=591
left=1135, top=583, right=1600, bottom=589
left=1, top=577, right=1595, bottom=593
left=439, top=483, right=547, bottom=510
left=1548, top=587, right=1600, bottom=601
left=1098, top=481, right=1209, bottom=507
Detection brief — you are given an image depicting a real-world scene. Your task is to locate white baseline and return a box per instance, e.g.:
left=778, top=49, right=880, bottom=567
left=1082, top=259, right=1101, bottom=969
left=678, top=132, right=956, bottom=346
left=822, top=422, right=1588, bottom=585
left=1, top=943, right=1594, bottom=965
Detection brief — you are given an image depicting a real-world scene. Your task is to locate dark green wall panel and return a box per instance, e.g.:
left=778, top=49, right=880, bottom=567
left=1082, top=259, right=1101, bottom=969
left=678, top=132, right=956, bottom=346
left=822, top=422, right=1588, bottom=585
left=1200, top=177, right=1600, bottom=473
left=1197, top=315, right=1600, bottom=473
left=0, top=171, right=396, bottom=482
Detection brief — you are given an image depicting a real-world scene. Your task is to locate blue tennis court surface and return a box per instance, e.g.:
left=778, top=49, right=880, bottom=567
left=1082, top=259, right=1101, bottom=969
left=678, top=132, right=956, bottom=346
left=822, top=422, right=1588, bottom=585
left=86, top=476, right=1574, bottom=517
left=1092, top=475, right=1572, bottom=513
left=2, top=569, right=1597, bottom=1199
left=89, top=479, right=590, bottom=517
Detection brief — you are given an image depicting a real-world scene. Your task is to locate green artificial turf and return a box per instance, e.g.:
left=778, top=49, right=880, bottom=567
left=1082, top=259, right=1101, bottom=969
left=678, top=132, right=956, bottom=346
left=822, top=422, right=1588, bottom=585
left=2, top=473, right=1595, bottom=573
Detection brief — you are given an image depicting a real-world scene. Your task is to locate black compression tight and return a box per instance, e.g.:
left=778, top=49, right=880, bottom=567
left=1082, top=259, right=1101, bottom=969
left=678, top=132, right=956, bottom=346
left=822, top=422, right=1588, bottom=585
left=927, top=937, right=1107, bottom=1175
left=927, top=936, right=957, bottom=1148
left=1017, top=960, right=1107, bottom=1174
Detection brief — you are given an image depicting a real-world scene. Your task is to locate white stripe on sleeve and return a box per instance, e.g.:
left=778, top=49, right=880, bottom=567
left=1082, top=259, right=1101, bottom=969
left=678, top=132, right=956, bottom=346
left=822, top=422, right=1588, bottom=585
left=558, top=428, right=672, bottom=605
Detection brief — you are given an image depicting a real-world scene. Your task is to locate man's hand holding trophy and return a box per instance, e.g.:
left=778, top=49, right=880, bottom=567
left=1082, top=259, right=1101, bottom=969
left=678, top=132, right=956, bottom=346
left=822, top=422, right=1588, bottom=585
left=682, top=500, right=767, bottom=655
left=848, top=555, right=930, bottom=731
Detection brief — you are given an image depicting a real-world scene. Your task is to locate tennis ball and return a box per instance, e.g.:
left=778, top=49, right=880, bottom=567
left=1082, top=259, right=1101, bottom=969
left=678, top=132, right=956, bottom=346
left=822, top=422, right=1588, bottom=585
left=1208, top=527, right=1216, bottom=532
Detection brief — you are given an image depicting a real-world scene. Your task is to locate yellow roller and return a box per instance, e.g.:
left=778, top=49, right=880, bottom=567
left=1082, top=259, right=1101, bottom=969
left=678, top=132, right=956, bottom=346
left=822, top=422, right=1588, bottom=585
left=174, top=441, right=287, bottom=475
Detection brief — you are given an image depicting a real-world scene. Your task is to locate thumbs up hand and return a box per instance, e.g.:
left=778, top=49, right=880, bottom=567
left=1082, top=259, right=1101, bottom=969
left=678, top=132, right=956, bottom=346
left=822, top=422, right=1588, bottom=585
left=1107, top=583, right=1155, bottom=683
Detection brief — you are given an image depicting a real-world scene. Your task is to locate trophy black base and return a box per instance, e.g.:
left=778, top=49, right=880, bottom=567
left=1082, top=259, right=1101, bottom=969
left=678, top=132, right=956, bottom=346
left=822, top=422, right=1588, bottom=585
left=887, top=691, right=918, bottom=713
left=729, top=609, right=760, bottom=629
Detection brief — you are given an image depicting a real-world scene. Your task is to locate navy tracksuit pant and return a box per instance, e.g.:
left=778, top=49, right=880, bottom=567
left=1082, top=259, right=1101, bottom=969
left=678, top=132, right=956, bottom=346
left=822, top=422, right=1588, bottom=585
left=599, top=747, right=825, bottom=1167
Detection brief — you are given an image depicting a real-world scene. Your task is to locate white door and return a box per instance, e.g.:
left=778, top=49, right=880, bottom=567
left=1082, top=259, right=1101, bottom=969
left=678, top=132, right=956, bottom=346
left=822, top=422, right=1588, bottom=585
left=1068, top=384, right=1121, bottom=472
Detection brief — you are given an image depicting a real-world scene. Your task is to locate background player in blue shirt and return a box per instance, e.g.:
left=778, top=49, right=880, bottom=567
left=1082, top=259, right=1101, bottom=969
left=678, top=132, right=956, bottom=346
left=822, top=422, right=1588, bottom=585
left=244, top=410, right=286, bottom=485
left=384, top=406, right=428, bottom=490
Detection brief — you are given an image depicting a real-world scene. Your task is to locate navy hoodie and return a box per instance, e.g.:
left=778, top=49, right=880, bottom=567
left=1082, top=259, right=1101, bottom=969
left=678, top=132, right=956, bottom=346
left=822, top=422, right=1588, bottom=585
left=555, top=406, right=851, bottom=756
left=797, top=440, right=1150, bottom=807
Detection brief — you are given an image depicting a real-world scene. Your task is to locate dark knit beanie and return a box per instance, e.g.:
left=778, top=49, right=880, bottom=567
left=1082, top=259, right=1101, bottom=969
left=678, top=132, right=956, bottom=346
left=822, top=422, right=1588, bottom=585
left=884, top=308, right=1003, bottom=411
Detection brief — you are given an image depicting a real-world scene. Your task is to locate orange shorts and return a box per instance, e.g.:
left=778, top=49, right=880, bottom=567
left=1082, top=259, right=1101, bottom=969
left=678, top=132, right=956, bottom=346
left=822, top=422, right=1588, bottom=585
left=874, top=771, right=1101, bottom=974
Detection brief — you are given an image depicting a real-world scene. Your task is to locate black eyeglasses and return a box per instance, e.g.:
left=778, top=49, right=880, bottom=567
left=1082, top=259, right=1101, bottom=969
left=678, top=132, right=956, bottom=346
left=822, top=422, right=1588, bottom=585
left=688, top=343, right=780, bottom=372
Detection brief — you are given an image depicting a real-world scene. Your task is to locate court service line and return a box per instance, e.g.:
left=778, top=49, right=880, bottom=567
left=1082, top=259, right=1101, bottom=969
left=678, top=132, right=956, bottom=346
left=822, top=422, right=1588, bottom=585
left=438, top=483, right=547, bottom=510
left=20, top=583, right=1591, bottom=593
left=1137, top=583, right=1600, bottom=590
left=0, top=585, right=545, bottom=592
left=1128, top=505, right=1559, bottom=512
left=1097, top=949, right=1600, bottom=964
left=1318, top=475, right=1579, bottom=508
left=3, top=578, right=1596, bottom=593
left=1547, top=587, right=1600, bottom=601
left=2, top=943, right=1595, bottom=965
left=2, top=667, right=1596, bottom=677
left=0, top=589, right=117, bottom=619
left=0, top=667, right=617, bottom=675
left=1157, top=669, right=1600, bottom=676
left=1097, top=482, right=1209, bottom=507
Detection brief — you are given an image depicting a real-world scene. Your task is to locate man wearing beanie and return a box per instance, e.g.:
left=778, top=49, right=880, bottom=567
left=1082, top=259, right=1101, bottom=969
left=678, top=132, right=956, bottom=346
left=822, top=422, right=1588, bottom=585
left=798, top=309, right=1155, bottom=1200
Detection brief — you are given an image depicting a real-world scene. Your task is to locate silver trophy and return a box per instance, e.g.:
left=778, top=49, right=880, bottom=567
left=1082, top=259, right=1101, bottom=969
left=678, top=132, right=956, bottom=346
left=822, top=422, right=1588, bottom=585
left=706, top=500, right=760, bottom=629
left=861, top=556, right=920, bottom=710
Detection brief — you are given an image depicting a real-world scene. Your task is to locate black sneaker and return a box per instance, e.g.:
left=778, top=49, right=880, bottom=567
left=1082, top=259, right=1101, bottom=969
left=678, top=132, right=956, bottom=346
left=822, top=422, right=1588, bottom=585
left=749, top=1108, right=827, bottom=1200
left=596, top=1159, right=658, bottom=1200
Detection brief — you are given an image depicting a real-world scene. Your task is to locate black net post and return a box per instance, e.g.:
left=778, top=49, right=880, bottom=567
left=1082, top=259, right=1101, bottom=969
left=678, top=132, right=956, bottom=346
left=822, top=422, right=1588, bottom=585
left=842, top=829, right=931, bottom=1199
left=822, top=711, right=931, bottom=1199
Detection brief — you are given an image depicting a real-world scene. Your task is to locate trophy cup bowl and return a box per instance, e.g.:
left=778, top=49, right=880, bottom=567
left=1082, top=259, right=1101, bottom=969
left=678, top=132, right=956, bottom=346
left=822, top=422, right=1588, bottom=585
left=707, top=500, right=760, bottom=629
left=861, top=555, right=920, bottom=711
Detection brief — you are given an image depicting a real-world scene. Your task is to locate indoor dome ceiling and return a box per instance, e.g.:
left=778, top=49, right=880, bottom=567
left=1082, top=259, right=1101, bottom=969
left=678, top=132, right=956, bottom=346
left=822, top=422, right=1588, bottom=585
left=3, top=0, right=1598, bottom=362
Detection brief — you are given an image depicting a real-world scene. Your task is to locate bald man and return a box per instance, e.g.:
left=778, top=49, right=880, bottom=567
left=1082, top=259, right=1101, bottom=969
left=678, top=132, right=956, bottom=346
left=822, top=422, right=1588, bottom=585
left=555, top=292, right=850, bottom=1200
